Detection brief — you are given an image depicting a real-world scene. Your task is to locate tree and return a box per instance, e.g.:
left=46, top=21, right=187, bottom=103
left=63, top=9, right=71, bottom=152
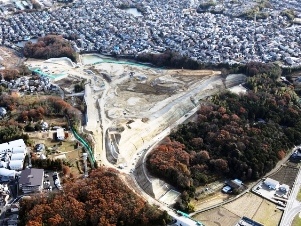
left=62, top=165, right=71, bottom=175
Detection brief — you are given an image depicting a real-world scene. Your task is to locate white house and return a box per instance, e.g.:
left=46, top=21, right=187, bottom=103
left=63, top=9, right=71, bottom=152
left=264, top=178, right=279, bottom=190
left=9, top=160, right=24, bottom=171
left=56, top=128, right=65, bottom=141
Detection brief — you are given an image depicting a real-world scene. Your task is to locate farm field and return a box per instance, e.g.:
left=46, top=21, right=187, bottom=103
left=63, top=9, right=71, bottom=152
left=193, top=193, right=282, bottom=226
left=223, top=193, right=263, bottom=218
left=193, top=207, right=240, bottom=226
left=252, top=199, right=282, bottom=226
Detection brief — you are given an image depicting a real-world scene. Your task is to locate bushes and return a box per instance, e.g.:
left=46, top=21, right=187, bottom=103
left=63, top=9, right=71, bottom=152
left=31, top=158, right=63, bottom=171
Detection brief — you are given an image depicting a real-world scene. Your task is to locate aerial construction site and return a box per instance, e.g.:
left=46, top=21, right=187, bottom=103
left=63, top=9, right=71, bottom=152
left=26, top=54, right=246, bottom=204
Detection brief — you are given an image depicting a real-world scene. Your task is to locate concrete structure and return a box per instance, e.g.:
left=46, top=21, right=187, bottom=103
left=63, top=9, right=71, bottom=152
left=264, top=178, right=279, bottom=190
left=19, top=168, right=44, bottom=193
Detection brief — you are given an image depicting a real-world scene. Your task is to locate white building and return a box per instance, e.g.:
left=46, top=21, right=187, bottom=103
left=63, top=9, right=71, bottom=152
left=56, top=128, right=65, bottom=140
left=0, top=168, right=16, bottom=181
left=12, top=146, right=26, bottom=154
left=8, top=139, right=26, bottom=148
left=10, top=153, right=25, bottom=161
left=264, top=178, right=279, bottom=190
left=0, top=161, right=8, bottom=168
left=9, top=160, right=24, bottom=171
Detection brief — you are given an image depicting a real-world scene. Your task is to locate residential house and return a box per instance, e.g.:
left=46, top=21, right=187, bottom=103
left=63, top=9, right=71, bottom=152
left=19, top=168, right=44, bottom=193
left=264, top=178, right=279, bottom=190
left=56, top=128, right=65, bottom=141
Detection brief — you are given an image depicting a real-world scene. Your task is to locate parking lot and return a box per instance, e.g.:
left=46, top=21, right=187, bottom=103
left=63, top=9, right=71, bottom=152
left=42, top=171, right=62, bottom=192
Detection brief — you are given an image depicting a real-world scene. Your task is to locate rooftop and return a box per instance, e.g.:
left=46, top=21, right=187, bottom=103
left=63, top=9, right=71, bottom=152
left=19, top=168, right=44, bottom=186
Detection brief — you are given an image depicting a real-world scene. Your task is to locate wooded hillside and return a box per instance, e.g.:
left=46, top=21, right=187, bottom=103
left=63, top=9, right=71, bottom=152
left=147, top=68, right=301, bottom=192
left=19, top=168, right=170, bottom=226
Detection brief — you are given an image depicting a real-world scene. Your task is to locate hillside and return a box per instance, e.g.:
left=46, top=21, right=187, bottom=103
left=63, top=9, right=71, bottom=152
left=147, top=66, right=301, bottom=193
left=19, top=167, right=170, bottom=226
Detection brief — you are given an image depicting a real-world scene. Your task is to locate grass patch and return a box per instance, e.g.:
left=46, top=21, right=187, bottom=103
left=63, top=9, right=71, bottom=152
left=292, top=214, right=301, bottom=226
left=297, top=187, right=301, bottom=202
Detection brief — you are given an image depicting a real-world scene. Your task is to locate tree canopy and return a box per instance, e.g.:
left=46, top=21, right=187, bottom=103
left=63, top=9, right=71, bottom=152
left=19, top=168, right=170, bottom=226
left=23, top=35, right=77, bottom=62
left=147, top=70, right=301, bottom=192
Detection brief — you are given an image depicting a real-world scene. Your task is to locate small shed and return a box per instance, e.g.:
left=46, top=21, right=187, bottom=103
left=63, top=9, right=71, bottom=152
left=264, top=178, right=279, bottom=190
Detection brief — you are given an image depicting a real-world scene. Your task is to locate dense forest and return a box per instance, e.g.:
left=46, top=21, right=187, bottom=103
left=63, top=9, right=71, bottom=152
left=147, top=63, right=301, bottom=193
left=19, top=167, right=170, bottom=226
left=23, top=35, right=77, bottom=62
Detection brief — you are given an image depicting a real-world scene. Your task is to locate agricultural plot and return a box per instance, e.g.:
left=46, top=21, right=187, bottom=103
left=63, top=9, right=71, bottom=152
left=252, top=199, right=282, bottom=226
left=194, top=193, right=282, bottom=226
left=193, top=207, right=240, bottom=226
left=223, top=193, right=263, bottom=218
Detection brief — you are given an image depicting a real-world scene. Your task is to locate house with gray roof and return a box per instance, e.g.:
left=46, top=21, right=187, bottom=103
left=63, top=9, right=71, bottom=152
left=19, top=168, right=44, bottom=193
